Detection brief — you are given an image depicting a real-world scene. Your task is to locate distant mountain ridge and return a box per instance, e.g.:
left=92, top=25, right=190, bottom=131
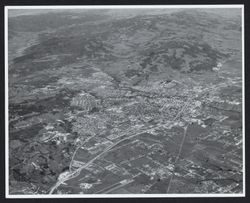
left=9, top=9, right=241, bottom=85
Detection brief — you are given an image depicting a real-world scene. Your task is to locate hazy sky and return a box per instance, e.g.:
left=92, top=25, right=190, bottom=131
left=8, top=8, right=242, bottom=19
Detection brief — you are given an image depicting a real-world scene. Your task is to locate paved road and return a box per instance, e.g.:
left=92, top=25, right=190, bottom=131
left=49, top=85, right=216, bottom=194
left=166, top=125, right=188, bottom=193
left=49, top=127, right=156, bottom=194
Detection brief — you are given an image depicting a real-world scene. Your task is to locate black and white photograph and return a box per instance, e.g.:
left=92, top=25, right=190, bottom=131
left=5, top=5, right=244, bottom=197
